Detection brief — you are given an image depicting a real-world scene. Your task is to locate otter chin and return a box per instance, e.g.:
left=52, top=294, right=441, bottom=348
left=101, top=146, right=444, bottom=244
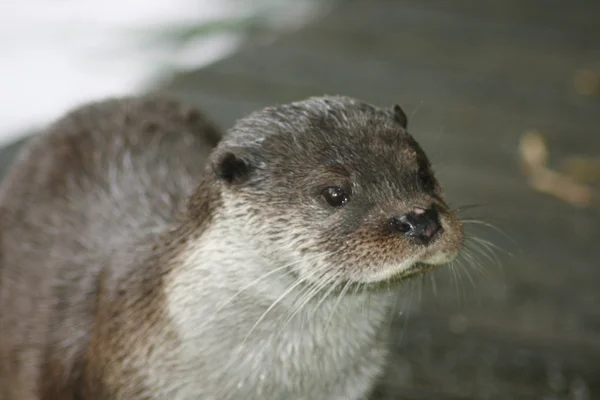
left=0, top=94, right=465, bottom=400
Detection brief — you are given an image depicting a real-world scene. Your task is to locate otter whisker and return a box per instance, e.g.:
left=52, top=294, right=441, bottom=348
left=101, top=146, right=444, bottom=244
left=457, top=205, right=514, bottom=245
left=351, top=279, right=362, bottom=298
left=324, top=279, right=353, bottom=334
left=452, top=204, right=487, bottom=214
left=460, top=244, right=487, bottom=275
left=461, top=218, right=511, bottom=241
left=228, top=277, right=311, bottom=365
left=460, top=247, right=482, bottom=271
left=458, top=255, right=477, bottom=289
left=180, top=254, right=332, bottom=348
left=311, top=272, right=346, bottom=316
left=465, top=237, right=503, bottom=268
left=273, top=263, right=337, bottom=341
left=470, top=235, right=511, bottom=258
left=349, top=280, right=367, bottom=315
left=417, top=273, right=425, bottom=303
left=212, top=251, right=330, bottom=318
left=264, top=248, right=356, bottom=345
left=409, top=100, right=425, bottom=120
left=213, top=264, right=294, bottom=314
left=429, top=272, right=438, bottom=297
left=448, top=260, right=463, bottom=302
left=277, top=282, right=323, bottom=336
left=235, top=257, right=338, bottom=356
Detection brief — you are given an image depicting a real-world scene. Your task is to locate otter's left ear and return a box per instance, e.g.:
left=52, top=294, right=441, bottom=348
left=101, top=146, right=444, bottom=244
left=211, top=146, right=261, bottom=185
left=392, top=104, right=408, bottom=130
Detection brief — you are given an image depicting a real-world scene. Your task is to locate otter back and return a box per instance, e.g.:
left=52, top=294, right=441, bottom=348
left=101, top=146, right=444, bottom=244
left=0, top=95, right=222, bottom=399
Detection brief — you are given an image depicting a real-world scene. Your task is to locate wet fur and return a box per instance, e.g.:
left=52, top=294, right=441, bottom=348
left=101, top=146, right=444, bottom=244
left=0, top=94, right=463, bottom=399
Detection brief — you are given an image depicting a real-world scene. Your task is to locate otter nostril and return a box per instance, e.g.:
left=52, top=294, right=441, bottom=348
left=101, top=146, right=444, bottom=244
left=389, top=215, right=413, bottom=233
left=389, top=207, right=442, bottom=245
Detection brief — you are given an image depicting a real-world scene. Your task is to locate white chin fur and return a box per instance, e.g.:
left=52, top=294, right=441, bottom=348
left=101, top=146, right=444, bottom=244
left=422, top=250, right=457, bottom=265
left=358, top=258, right=418, bottom=283
left=359, top=250, right=458, bottom=283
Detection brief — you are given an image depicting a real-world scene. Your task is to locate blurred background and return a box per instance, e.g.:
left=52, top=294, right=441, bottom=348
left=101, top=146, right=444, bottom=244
left=1, top=0, right=599, bottom=398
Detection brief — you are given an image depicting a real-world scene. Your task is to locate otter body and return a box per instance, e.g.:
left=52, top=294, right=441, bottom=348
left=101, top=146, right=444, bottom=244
left=0, top=94, right=464, bottom=399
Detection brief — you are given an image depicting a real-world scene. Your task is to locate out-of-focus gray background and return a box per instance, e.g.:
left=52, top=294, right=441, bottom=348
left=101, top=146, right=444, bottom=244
left=1, top=0, right=599, bottom=398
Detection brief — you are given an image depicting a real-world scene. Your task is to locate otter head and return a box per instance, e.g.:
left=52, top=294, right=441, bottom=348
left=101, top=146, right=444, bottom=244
left=210, top=96, right=464, bottom=287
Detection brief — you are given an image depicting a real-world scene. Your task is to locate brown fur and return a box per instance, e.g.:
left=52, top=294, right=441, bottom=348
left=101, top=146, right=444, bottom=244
left=0, top=94, right=222, bottom=399
left=0, top=94, right=464, bottom=399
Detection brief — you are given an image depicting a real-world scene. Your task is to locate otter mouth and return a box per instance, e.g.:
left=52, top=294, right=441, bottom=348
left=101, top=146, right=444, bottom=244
left=397, top=262, right=437, bottom=280
left=380, top=262, right=439, bottom=287
left=361, top=262, right=441, bottom=292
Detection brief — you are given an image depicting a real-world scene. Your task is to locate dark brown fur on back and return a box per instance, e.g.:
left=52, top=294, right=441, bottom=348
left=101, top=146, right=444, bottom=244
left=0, top=94, right=222, bottom=399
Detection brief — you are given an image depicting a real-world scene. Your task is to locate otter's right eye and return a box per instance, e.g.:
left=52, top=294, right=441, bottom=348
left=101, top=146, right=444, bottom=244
left=323, top=187, right=349, bottom=207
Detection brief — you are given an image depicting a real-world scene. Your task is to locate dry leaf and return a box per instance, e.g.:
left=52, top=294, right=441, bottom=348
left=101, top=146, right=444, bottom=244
left=529, top=167, right=595, bottom=208
left=519, top=130, right=596, bottom=208
left=561, top=156, right=600, bottom=184
left=519, top=130, right=548, bottom=170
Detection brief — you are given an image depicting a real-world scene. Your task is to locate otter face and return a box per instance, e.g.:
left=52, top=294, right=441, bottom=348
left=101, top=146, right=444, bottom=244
left=211, top=96, right=464, bottom=286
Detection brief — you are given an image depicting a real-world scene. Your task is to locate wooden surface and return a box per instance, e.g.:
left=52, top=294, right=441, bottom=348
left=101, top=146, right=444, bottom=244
left=2, top=0, right=599, bottom=398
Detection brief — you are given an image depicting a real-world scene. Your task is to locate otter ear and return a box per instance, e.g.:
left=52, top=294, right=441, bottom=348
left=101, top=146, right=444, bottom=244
left=392, top=104, right=408, bottom=130
left=211, top=147, right=259, bottom=184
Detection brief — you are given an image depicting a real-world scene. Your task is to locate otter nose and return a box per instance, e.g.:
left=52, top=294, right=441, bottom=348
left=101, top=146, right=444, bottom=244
left=389, top=207, right=442, bottom=245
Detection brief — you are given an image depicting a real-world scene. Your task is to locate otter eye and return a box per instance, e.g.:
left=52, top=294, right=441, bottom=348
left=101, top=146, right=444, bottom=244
left=322, top=187, right=349, bottom=207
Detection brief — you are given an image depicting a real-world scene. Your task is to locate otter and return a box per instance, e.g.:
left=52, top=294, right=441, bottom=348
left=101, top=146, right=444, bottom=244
left=0, top=94, right=464, bottom=399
